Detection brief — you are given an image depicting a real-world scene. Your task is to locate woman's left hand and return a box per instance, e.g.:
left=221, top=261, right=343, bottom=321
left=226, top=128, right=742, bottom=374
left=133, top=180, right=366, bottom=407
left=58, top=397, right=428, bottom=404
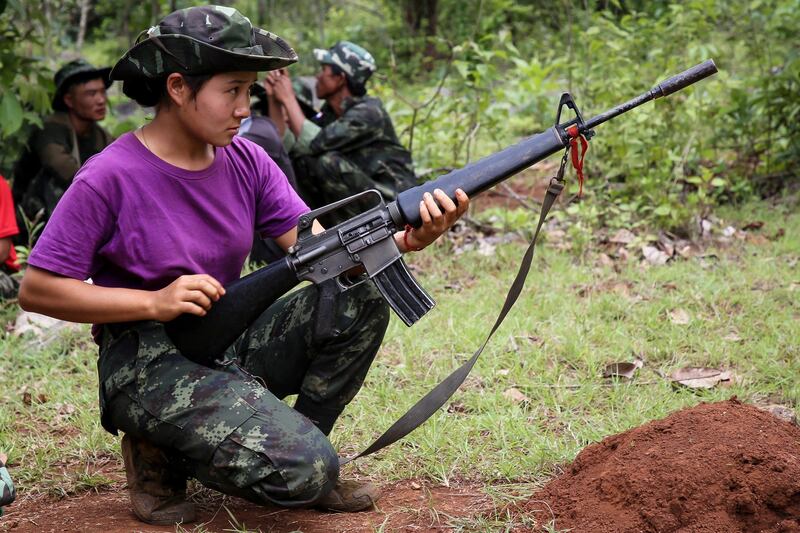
left=402, top=188, right=469, bottom=252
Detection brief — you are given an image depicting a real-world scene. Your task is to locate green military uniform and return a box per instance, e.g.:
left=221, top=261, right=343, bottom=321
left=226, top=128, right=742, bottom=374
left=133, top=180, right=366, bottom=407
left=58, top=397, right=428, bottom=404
left=17, top=112, right=112, bottom=221
left=13, top=59, right=113, bottom=229
left=100, top=281, right=388, bottom=507
left=290, top=42, right=417, bottom=223
left=102, top=6, right=388, bottom=517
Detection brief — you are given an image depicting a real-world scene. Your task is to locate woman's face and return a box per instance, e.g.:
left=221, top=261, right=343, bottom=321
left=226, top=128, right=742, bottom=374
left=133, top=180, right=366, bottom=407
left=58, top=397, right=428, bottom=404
left=177, top=71, right=257, bottom=146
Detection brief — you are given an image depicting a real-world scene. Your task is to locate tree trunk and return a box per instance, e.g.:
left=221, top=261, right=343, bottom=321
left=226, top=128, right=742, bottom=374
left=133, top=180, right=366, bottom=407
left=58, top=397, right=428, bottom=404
left=402, top=0, right=439, bottom=61
left=257, top=0, right=268, bottom=25
left=75, top=0, right=91, bottom=52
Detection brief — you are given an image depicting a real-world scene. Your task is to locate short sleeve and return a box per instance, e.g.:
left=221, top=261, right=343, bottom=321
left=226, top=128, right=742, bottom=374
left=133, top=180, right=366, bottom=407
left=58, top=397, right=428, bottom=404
left=252, top=151, right=309, bottom=240
left=27, top=180, right=115, bottom=280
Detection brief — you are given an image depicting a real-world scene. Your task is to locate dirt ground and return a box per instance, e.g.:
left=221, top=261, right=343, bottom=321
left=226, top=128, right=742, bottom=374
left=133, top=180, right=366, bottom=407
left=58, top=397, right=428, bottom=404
left=526, top=399, right=800, bottom=533
left=1, top=477, right=496, bottom=532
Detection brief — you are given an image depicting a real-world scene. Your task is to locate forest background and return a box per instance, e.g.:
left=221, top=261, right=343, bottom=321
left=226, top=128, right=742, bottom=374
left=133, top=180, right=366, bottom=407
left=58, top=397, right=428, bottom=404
left=0, top=0, right=798, bottom=238
left=0, top=1, right=799, bottom=529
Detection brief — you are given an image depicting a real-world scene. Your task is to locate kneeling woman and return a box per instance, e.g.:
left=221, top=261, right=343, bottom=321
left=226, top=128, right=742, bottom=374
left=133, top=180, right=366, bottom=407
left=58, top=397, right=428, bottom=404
left=19, top=5, right=468, bottom=526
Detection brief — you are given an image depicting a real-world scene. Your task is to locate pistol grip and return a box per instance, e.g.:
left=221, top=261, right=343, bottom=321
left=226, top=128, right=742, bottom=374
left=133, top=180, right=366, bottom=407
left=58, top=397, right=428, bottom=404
left=373, top=258, right=435, bottom=326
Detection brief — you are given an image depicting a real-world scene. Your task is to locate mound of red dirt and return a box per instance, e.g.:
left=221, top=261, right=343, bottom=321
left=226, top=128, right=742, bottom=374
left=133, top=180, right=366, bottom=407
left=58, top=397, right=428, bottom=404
left=527, top=399, right=800, bottom=533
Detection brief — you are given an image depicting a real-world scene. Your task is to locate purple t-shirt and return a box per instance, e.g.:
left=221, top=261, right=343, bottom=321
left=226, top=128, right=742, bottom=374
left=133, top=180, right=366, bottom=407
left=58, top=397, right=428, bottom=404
left=29, top=132, right=308, bottom=290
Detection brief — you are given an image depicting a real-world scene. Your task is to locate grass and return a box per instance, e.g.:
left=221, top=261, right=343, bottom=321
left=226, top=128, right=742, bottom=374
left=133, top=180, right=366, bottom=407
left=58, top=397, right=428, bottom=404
left=0, top=195, right=798, bottom=527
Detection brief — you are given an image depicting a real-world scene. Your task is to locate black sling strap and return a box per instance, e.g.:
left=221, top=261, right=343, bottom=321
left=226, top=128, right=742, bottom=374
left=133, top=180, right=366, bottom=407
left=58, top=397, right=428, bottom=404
left=341, top=153, right=569, bottom=464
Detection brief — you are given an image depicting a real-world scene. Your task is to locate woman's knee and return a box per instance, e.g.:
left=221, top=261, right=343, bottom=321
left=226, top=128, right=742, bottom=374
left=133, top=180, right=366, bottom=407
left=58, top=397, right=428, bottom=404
left=206, top=410, right=340, bottom=507
left=248, top=431, right=339, bottom=506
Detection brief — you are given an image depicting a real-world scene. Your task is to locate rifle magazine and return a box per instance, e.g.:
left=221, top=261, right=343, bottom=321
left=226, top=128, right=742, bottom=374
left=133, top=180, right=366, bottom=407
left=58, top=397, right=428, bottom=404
left=373, top=259, right=435, bottom=326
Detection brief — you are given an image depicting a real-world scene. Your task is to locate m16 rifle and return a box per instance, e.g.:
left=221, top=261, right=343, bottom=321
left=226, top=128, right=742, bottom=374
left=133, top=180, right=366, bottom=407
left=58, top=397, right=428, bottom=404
left=165, top=60, right=718, bottom=460
left=166, top=59, right=717, bottom=363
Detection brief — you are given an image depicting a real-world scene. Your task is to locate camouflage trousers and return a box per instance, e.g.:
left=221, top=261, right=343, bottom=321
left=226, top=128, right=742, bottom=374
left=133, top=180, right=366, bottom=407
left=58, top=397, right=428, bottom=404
left=293, top=152, right=398, bottom=226
left=98, top=281, right=389, bottom=507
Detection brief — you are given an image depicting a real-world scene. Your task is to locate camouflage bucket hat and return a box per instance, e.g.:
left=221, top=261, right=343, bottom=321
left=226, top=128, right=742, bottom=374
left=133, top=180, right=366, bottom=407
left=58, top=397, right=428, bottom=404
left=52, top=59, right=112, bottom=111
left=313, top=41, right=376, bottom=85
left=110, top=5, right=297, bottom=81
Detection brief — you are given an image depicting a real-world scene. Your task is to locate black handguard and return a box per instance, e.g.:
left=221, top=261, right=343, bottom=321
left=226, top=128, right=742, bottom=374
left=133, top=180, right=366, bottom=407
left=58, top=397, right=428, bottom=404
left=290, top=190, right=435, bottom=326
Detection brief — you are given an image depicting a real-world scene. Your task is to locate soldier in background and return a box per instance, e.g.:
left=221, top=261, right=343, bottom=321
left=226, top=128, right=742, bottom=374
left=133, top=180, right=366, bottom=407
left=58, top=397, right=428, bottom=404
left=239, top=84, right=299, bottom=264
left=266, top=41, right=417, bottom=224
left=12, top=59, right=113, bottom=240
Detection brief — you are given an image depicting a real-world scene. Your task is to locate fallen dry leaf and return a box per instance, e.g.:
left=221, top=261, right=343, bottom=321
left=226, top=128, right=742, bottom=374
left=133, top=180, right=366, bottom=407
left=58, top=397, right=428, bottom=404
left=497, top=369, right=511, bottom=376
left=56, top=402, right=77, bottom=417
left=723, top=332, right=743, bottom=343
left=700, top=218, right=713, bottom=238
left=598, top=253, right=615, bottom=267
left=741, top=221, right=764, bottom=231
left=447, top=401, right=472, bottom=414
left=658, top=233, right=676, bottom=257
left=668, top=309, right=691, bottom=325
left=603, top=359, right=644, bottom=380
left=643, top=245, right=670, bottom=265
left=609, top=228, right=635, bottom=244
left=503, top=387, right=530, bottom=404
left=677, top=243, right=701, bottom=259
left=670, top=367, right=732, bottom=389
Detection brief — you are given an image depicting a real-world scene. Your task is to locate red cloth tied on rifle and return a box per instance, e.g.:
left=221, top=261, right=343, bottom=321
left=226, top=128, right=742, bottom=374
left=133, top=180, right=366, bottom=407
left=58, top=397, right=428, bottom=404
left=566, top=124, right=588, bottom=196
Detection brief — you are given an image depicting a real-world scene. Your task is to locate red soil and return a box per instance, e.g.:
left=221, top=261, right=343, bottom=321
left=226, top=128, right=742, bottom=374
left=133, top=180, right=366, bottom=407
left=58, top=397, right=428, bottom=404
left=526, top=399, right=800, bottom=532
left=0, top=479, right=493, bottom=532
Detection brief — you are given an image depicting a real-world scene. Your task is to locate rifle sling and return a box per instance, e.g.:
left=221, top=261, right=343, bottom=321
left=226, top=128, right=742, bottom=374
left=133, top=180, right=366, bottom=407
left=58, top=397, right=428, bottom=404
left=341, top=175, right=566, bottom=464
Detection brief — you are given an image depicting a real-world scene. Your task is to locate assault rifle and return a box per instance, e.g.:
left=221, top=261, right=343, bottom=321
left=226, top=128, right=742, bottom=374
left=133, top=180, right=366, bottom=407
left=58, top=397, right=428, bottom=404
left=166, top=60, right=718, bottom=366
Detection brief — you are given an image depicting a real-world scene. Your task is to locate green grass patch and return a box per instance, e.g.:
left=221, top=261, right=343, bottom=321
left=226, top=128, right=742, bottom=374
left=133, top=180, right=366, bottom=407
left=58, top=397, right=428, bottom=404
left=1, top=198, right=798, bottom=510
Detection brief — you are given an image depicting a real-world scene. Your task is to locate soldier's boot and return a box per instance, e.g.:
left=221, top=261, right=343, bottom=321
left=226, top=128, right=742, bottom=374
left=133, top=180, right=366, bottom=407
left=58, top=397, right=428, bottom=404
left=314, top=479, right=381, bottom=512
left=121, top=434, right=197, bottom=525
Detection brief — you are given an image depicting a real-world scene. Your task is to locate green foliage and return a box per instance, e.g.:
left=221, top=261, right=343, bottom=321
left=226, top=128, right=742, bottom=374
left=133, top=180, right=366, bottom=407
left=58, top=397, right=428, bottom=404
left=0, top=1, right=54, bottom=175
left=378, top=0, right=799, bottom=233
left=0, top=0, right=796, bottom=232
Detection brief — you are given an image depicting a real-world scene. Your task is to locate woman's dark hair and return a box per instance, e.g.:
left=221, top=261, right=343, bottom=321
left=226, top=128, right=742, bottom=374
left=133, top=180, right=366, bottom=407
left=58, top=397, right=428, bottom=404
left=122, top=73, right=213, bottom=107
left=329, top=64, right=367, bottom=97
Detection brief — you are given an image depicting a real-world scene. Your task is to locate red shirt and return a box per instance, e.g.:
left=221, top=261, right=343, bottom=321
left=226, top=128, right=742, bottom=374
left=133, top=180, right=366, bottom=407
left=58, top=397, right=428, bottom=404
left=0, top=176, right=20, bottom=272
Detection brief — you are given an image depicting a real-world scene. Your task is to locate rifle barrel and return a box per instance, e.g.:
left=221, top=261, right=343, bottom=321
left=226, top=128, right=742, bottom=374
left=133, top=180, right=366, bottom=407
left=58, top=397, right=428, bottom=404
left=583, top=59, right=717, bottom=131
left=391, top=60, right=717, bottom=229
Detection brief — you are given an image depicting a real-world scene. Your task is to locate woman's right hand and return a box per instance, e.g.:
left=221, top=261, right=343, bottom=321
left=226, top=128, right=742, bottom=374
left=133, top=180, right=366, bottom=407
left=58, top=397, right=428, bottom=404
left=149, top=274, right=226, bottom=322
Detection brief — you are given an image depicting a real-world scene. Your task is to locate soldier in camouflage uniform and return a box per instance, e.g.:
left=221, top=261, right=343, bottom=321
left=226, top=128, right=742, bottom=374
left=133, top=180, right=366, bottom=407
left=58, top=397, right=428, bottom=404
left=12, top=59, right=113, bottom=238
left=18, top=5, right=469, bottom=527
left=266, top=41, right=417, bottom=224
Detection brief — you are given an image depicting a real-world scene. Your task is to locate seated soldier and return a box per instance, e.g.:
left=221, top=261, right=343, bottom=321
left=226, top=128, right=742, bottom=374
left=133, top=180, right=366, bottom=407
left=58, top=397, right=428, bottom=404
left=238, top=84, right=299, bottom=264
left=266, top=41, right=417, bottom=224
left=13, top=59, right=113, bottom=239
